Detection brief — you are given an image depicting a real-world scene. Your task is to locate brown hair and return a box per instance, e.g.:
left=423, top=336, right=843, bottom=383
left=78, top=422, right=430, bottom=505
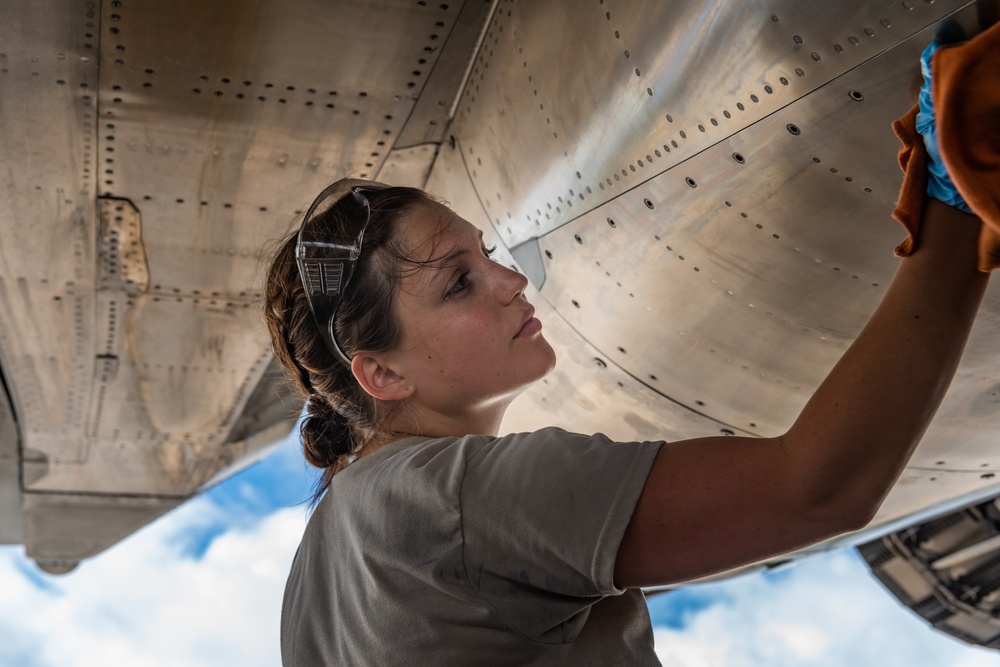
left=263, top=183, right=436, bottom=500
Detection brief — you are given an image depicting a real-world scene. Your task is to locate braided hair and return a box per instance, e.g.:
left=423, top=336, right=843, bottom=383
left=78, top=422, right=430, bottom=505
left=263, top=183, right=436, bottom=501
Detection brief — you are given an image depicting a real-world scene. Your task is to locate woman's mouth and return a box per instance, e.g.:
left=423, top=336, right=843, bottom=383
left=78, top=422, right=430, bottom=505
left=515, top=316, right=542, bottom=338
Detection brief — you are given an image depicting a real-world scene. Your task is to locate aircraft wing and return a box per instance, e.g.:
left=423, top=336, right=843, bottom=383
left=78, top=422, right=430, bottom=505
left=2, top=0, right=1000, bottom=643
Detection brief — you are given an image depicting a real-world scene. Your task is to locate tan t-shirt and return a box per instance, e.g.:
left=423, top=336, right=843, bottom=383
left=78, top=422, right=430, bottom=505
left=280, top=428, right=663, bottom=666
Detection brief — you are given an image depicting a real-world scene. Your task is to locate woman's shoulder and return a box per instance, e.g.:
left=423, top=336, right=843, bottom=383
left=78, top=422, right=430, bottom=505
left=327, top=428, right=653, bottom=502
left=360, top=427, right=623, bottom=466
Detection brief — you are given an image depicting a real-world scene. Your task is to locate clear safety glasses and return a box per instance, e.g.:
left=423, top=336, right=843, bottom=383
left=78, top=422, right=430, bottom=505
left=296, top=180, right=388, bottom=367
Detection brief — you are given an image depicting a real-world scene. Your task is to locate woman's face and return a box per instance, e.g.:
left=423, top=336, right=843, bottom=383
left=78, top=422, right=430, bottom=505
left=382, top=200, right=556, bottom=423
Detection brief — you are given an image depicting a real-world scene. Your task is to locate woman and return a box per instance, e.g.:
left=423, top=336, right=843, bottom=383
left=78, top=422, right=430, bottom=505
left=265, top=50, right=991, bottom=666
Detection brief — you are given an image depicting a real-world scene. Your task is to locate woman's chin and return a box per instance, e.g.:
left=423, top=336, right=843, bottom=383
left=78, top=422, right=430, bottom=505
left=534, top=337, right=557, bottom=379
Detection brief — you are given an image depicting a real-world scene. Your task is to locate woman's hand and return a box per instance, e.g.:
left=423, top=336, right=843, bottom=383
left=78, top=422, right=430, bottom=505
left=915, top=40, right=972, bottom=213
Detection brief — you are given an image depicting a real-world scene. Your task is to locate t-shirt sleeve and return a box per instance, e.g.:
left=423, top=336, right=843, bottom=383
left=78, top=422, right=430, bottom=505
left=458, top=427, right=662, bottom=642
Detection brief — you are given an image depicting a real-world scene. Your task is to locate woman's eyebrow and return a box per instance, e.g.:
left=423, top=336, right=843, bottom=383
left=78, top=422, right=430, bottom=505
left=424, top=228, right=485, bottom=275
left=420, top=247, right=468, bottom=296
left=425, top=231, right=485, bottom=293
left=438, top=246, right=468, bottom=265
left=436, top=230, right=484, bottom=264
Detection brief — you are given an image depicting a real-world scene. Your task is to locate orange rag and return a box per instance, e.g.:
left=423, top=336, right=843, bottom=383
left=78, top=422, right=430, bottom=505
left=892, top=20, right=1000, bottom=272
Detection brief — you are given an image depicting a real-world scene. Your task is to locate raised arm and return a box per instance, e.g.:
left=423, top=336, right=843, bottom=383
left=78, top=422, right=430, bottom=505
left=615, top=198, right=989, bottom=588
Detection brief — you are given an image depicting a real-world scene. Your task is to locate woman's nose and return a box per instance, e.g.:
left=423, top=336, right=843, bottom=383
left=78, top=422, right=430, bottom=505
left=497, top=261, right=528, bottom=303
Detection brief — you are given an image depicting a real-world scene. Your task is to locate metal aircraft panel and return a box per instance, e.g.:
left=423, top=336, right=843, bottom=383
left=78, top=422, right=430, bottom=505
left=535, top=18, right=977, bottom=436
left=455, top=0, right=975, bottom=246
left=0, top=375, right=20, bottom=544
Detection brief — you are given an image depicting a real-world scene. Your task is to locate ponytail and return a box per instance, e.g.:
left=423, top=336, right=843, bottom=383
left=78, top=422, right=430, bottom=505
left=301, top=394, right=353, bottom=469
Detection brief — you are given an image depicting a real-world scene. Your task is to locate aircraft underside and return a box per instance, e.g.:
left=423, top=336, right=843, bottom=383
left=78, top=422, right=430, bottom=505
left=1, top=0, right=999, bottom=647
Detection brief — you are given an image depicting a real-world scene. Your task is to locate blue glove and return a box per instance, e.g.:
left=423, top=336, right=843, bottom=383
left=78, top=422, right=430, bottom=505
left=914, top=41, right=972, bottom=213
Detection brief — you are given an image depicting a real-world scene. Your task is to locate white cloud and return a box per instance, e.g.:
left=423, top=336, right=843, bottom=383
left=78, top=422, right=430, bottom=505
left=652, top=551, right=999, bottom=667
left=0, top=498, right=309, bottom=667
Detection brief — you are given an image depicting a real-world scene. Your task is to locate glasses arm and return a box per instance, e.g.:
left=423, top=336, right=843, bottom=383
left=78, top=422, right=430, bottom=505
left=295, top=183, right=381, bottom=369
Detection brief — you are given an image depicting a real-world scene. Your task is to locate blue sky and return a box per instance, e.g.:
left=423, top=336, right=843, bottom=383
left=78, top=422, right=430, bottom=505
left=1, top=432, right=998, bottom=667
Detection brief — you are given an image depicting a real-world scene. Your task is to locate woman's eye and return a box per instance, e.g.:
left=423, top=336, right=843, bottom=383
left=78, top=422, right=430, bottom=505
left=446, top=246, right=495, bottom=298
left=447, top=272, right=469, bottom=297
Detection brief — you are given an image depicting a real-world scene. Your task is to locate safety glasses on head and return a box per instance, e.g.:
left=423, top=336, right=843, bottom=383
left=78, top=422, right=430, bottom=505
left=296, top=179, right=389, bottom=367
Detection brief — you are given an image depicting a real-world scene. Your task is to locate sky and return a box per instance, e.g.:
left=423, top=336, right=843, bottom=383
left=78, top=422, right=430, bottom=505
left=2, top=432, right=999, bottom=667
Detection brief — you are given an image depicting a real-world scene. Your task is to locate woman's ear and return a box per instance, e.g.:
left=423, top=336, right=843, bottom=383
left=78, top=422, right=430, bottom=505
left=351, top=353, right=413, bottom=402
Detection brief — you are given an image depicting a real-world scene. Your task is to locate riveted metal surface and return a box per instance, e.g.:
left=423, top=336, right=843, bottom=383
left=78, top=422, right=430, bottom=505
left=455, top=0, right=975, bottom=247
left=395, top=0, right=498, bottom=148
left=378, top=143, right=440, bottom=187
left=0, top=0, right=101, bottom=488
left=94, top=0, right=458, bottom=296
left=538, top=25, right=929, bottom=437
left=0, top=373, right=20, bottom=544
left=97, top=198, right=148, bottom=293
